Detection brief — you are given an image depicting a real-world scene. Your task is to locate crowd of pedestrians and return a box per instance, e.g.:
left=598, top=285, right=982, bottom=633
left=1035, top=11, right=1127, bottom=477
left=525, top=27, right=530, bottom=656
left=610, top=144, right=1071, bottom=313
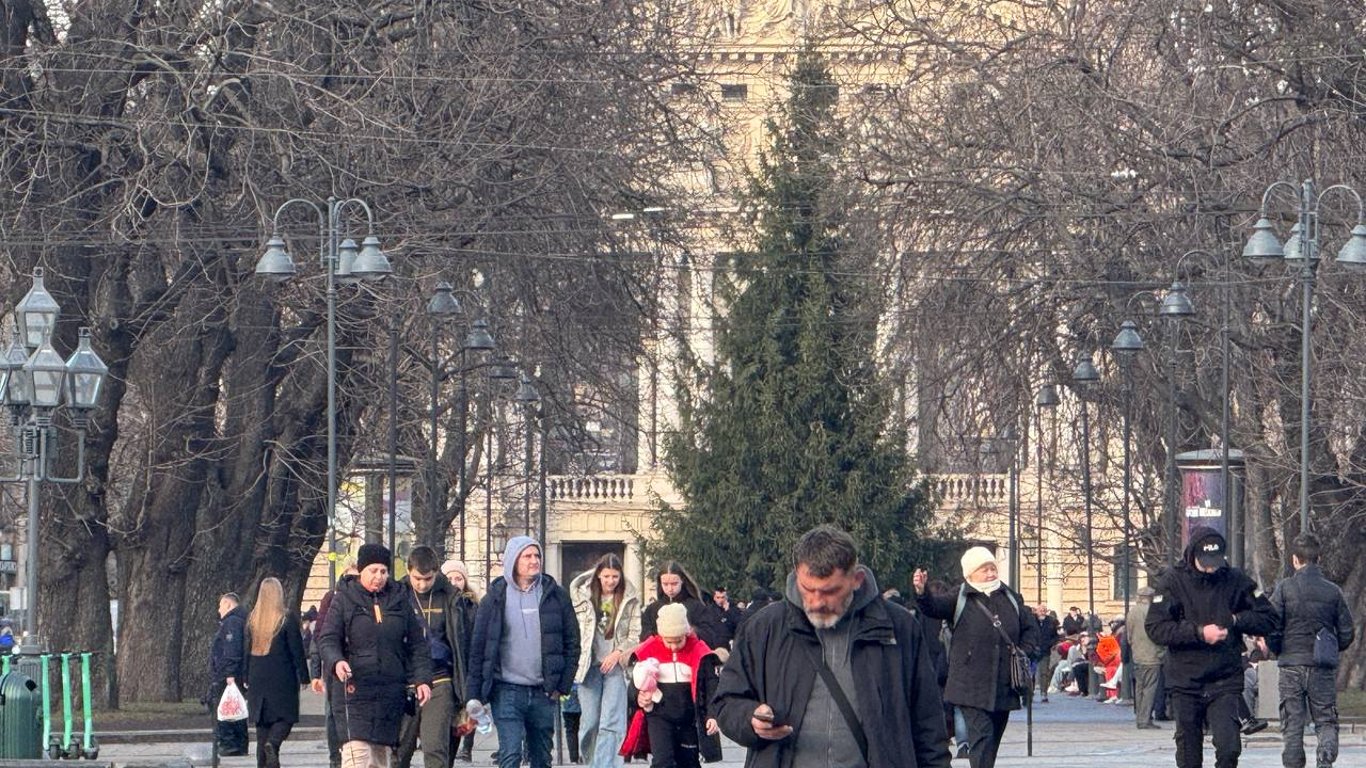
left=203, top=523, right=1355, bottom=768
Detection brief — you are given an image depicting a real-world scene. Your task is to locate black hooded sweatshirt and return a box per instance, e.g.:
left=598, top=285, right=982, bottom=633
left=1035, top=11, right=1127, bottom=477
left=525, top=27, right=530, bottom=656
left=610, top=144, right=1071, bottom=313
left=1145, top=529, right=1277, bottom=693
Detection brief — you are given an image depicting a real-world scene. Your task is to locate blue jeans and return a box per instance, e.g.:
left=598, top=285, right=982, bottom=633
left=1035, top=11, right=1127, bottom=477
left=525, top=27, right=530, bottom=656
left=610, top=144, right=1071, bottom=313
left=578, top=666, right=628, bottom=768
left=491, top=682, right=555, bottom=768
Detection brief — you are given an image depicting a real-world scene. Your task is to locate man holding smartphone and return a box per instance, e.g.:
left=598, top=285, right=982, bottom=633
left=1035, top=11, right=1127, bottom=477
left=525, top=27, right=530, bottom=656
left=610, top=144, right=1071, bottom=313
left=713, top=526, right=951, bottom=768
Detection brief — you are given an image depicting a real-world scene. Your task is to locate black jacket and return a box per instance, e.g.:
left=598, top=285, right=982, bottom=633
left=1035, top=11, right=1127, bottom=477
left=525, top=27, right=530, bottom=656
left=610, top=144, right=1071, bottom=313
left=210, top=605, right=247, bottom=681
left=243, top=613, right=310, bottom=725
left=1061, top=613, right=1085, bottom=637
left=714, top=568, right=950, bottom=768
left=402, top=572, right=473, bottom=695
left=318, top=575, right=433, bottom=746
left=466, top=574, right=578, bottom=702
left=1269, top=563, right=1355, bottom=667
left=642, top=594, right=727, bottom=650
left=916, top=583, right=1040, bottom=712
left=1036, top=614, right=1061, bottom=659
left=1145, top=539, right=1277, bottom=693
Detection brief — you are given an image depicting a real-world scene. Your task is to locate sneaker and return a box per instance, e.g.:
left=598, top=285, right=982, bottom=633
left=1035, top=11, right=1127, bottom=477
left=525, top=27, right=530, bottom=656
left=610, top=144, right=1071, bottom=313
left=1136, top=722, right=1161, bottom=730
left=1040, top=696, right=1049, bottom=703
left=1239, top=718, right=1268, bottom=736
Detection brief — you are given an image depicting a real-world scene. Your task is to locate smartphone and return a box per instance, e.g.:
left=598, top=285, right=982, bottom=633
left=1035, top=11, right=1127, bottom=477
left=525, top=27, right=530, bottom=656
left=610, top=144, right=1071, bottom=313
left=754, top=711, right=781, bottom=726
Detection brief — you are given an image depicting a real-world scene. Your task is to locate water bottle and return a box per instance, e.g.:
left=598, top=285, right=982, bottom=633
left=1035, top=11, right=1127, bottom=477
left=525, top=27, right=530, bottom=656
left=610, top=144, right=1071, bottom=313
left=467, top=700, right=493, bottom=735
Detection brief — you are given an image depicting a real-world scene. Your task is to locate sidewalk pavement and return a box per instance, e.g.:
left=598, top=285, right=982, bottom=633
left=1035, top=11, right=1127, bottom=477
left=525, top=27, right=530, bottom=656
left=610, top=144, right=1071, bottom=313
left=90, top=692, right=1365, bottom=767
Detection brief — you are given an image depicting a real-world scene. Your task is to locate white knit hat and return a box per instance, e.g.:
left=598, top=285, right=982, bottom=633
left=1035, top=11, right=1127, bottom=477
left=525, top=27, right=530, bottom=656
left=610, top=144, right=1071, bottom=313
left=656, top=603, right=690, bottom=637
left=960, top=546, right=997, bottom=580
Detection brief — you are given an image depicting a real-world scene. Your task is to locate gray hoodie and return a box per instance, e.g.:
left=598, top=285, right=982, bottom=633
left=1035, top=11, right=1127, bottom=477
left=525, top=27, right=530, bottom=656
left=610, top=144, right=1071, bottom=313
left=497, top=535, right=545, bottom=686
left=784, top=565, right=878, bottom=768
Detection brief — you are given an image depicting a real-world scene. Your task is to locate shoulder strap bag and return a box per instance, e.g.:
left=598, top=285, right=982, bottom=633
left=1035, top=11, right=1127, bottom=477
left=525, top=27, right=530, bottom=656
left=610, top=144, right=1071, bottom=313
left=972, top=595, right=1033, bottom=696
left=800, top=641, right=870, bottom=765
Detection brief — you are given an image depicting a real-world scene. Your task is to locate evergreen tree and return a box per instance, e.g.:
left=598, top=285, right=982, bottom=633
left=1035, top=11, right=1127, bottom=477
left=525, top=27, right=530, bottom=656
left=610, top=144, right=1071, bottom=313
left=654, top=52, right=941, bottom=593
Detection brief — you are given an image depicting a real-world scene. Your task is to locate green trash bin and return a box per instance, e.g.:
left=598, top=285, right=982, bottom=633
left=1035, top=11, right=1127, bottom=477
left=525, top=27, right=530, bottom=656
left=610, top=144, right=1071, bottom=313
left=0, top=671, right=43, bottom=758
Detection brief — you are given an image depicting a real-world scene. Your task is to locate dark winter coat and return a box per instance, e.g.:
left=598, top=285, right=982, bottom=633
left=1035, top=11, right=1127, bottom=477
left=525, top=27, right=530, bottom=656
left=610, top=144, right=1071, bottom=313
left=642, top=594, right=727, bottom=651
left=210, top=605, right=248, bottom=681
left=1035, top=614, right=1061, bottom=659
left=713, top=567, right=951, bottom=768
left=1144, top=534, right=1277, bottom=694
left=243, top=613, right=310, bottom=726
left=402, top=572, right=472, bottom=699
left=318, top=575, right=433, bottom=746
left=1269, top=563, right=1355, bottom=667
left=1061, top=613, right=1085, bottom=637
left=465, top=573, right=578, bottom=702
left=916, top=583, right=1040, bottom=712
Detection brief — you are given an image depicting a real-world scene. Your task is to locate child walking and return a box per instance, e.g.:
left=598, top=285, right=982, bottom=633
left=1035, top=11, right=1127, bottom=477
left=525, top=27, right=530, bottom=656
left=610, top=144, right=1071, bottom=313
left=619, top=603, right=722, bottom=767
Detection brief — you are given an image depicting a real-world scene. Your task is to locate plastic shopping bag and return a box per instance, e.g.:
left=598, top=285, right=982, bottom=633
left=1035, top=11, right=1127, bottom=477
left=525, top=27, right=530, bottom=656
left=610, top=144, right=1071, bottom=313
left=217, top=682, right=249, bottom=722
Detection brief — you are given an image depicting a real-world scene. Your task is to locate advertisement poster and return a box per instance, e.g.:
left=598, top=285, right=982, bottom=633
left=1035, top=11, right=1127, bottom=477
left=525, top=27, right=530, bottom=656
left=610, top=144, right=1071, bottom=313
left=1180, top=466, right=1227, bottom=546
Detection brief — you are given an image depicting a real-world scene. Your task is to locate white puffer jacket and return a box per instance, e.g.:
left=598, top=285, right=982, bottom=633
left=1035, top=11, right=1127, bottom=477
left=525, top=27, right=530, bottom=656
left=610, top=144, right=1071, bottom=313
left=570, top=569, right=642, bottom=683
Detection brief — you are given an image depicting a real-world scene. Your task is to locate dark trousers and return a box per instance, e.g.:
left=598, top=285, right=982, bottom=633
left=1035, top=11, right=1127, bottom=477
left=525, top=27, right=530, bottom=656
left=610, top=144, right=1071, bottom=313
left=563, top=712, right=581, bottom=763
left=1172, top=688, right=1242, bottom=768
left=1072, top=662, right=1091, bottom=696
left=1279, top=665, right=1340, bottom=768
left=959, top=706, right=1010, bottom=768
left=1154, top=667, right=1170, bottom=719
left=208, top=680, right=249, bottom=756
left=644, top=711, right=699, bottom=768
left=254, top=721, right=293, bottom=768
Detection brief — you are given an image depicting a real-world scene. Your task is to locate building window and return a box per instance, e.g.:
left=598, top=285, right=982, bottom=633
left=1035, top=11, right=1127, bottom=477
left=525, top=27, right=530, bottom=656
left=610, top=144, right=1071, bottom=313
left=720, top=83, right=748, bottom=102
left=670, top=82, right=698, bottom=97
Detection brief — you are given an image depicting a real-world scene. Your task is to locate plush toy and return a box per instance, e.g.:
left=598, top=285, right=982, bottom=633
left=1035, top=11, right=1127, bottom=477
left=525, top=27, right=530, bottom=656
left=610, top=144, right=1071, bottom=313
left=632, top=657, right=663, bottom=711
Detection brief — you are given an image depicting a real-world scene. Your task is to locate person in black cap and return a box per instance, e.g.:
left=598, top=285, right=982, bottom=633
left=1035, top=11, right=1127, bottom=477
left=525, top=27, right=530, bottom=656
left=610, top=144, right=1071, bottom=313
left=1145, top=527, right=1278, bottom=768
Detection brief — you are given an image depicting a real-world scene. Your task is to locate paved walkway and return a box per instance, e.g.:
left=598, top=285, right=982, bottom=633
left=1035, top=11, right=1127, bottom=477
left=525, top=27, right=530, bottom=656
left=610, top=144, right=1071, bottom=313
left=87, top=693, right=1365, bottom=767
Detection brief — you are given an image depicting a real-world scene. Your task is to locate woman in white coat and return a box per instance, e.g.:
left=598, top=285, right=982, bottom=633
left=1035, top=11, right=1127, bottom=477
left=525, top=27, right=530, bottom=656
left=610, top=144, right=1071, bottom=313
left=571, top=554, right=642, bottom=767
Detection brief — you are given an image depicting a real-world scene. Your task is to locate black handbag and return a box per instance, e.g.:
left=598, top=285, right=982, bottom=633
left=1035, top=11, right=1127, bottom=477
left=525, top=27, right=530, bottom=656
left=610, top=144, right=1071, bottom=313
left=1313, top=627, right=1340, bottom=668
left=972, top=597, right=1033, bottom=697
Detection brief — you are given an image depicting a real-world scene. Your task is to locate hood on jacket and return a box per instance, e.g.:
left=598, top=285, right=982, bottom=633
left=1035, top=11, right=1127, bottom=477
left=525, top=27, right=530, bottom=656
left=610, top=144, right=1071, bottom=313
left=1185, top=526, right=1229, bottom=573
left=570, top=568, right=640, bottom=603
left=783, top=563, right=880, bottom=627
left=502, top=535, right=541, bottom=586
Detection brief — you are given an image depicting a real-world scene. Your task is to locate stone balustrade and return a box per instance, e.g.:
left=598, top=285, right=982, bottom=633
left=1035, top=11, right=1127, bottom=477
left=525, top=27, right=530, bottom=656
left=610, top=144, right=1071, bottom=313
left=547, top=474, right=636, bottom=501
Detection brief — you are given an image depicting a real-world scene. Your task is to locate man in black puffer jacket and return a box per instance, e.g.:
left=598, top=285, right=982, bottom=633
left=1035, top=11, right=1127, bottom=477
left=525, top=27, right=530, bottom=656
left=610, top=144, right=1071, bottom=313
left=465, top=536, right=577, bottom=768
left=1270, top=534, right=1355, bottom=768
left=1146, top=527, right=1277, bottom=768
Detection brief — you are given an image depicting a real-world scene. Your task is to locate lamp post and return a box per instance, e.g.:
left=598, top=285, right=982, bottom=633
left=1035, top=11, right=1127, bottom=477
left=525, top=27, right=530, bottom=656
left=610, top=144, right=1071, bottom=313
left=514, top=373, right=540, bottom=537
left=425, top=283, right=497, bottom=558
left=255, top=197, right=392, bottom=586
left=1034, top=383, right=1059, bottom=603
left=484, top=355, right=519, bottom=581
left=0, top=270, right=109, bottom=639
left=1110, top=320, right=1144, bottom=619
left=1158, top=283, right=1194, bottom=563
left=1242, top=179, right=1366, bottom=533
left=1071, top=353, right=1100, bottom=620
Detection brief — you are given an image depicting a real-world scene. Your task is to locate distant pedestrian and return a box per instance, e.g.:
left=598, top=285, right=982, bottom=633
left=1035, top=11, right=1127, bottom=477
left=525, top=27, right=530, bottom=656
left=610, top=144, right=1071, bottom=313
left=1270, top=534, right=1356, bottom=768
left=465, top=536, right=578, bottom=768
left=1032, top=605, right=1060, bottom=703
left=318, top=543, right=433, bottom=768
left=707, top=587, right=743, bottom=650
left=1146, top=527, right=1276, bottom=768
left=715, top=525, right=950, bottom=768
left=1125, top=587, right=1165, bottom=730
left=242, top=577, right=310, bottom=768
left=914, top=547, right=1038, bottom=768
left=210, top=592, right=249, bottom=757
left=570, top=553, right=641, bottom=767
left=1062, top=607, right=1085, bottom=637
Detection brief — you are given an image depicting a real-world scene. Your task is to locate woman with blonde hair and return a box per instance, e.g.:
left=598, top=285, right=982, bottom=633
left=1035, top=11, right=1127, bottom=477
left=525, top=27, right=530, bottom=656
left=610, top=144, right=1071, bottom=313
left=243, top=576, right=310, bottom=768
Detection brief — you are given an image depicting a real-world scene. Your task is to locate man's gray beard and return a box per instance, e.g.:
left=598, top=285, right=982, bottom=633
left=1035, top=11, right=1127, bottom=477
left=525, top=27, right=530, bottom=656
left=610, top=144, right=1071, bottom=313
left=805, top=592, right=854, bottom=629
